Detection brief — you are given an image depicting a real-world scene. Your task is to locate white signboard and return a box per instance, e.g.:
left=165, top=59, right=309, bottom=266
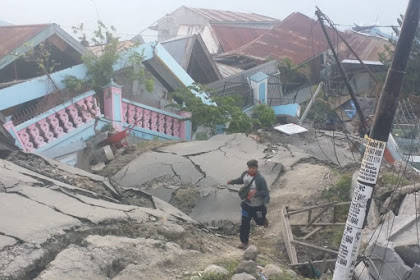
left=274, top=123, right=308, bottom=135
left=358, top=138, right=386, bottom=184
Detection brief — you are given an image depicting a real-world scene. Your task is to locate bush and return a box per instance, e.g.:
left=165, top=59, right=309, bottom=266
left=253, top=105, right=276, bottom=128
left=195, top=132, right=209, bottom=141
left=322, top=175, right=352, bottom=202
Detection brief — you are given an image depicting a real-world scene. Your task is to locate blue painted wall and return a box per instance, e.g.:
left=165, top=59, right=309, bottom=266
left=259, top=82, right=266, bottom=104
left=271, top=104, right=301, bottom=117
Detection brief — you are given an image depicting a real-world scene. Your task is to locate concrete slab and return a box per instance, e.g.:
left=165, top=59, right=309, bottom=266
left=73, top=194, right=137, bottom=212
left=17, top=186, right=127, bottom=224
left=0, top=193, right=81, bottom=243
left=190, top=188, right=241, bottom=224
left=153, top=196, right=197, bottom=223
left=0, top=235, right=17, bottom=250
left=399, top=192, right=420, bottom=216
left=35, top=246, right=105, bottom=280
left=367, top=244, right=411, bottom=280
left=115, top=151, right=202, bottom=188
left=160, top=134, right=239, bottom=156
left=407, top=264, right=420, bottom=280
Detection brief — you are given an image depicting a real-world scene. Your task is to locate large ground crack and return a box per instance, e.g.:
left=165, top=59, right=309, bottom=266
left=184, top=156, right=206, bottom=184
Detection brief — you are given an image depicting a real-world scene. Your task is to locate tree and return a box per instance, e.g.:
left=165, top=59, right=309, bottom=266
left=168, top=84, right=253, bottom=134
left=379, top=15, right=420, bottom=96
left=64, top=21, right=154, bottom=94
left=278, top=58, right=309, bottom=94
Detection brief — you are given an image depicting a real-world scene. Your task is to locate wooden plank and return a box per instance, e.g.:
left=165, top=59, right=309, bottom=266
left=287, top=201, right=350, bottom=216
left=280, top=206, right=298, bottom=264
left=297, top=227, right=323, bottom=240
left=306, top=207, right=330, bottom=227
left=289, top=259, right=337, bottom=268
left=291, top=240, right=339, bottom=255
left=291, top=222, right=346, bottom=227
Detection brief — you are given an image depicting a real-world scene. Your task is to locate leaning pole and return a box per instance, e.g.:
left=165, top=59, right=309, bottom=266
left=332, top=1, right=420, bottom=279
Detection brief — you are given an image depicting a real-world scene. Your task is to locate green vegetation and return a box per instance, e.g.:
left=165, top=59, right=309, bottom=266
left=381, top=172, right=411, bottom=186
left=195, top=132, right=209, bottom=141
left=213, top=259, right=239, bottom=274
left=277, top=58, right=309, bottom=94
left=201, top=273, right=229, bottom=280
left=168, top=84, right=253, bottom=134
left=322, top=175, right=352, bottom=202
left=253, top=105, right=276, bottom=128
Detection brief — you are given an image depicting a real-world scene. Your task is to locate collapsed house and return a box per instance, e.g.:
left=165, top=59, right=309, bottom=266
left=147, top=6, right=279, bottom=55
left=0, top=24, right=216, bottom=166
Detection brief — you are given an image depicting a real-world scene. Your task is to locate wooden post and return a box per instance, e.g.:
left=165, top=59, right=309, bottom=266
left=280, top=206, right=298, bottom=264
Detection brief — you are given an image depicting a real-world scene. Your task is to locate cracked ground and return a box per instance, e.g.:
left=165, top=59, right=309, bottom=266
left=0, top=154, right=243, bottom=280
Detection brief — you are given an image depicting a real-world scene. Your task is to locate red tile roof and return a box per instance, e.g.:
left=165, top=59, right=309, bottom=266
left=219, top=12, right=337, bottom=65
left=187, top=7, right=279, bottom=23
left=0, top=24, right=50, bottom=60
left=212, top=25, right=267, bottom=52
left=339, top=31, right=391, bottom=62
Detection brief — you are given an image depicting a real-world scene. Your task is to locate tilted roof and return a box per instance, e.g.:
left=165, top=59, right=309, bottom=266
left=218, top=12, right=337, bottom=65
left=186, top=7, right=279, bottom=23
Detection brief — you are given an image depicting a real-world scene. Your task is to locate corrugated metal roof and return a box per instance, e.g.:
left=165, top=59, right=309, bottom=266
left=216, top=62, right=243, bottom=78
left=187, top=7, right=279, bottom=23
left=0, top=24, right=50, bottom=60
left=338, top=31, right=391, bottom=62
left=212, top=25, right=267, bottom=52
left=218, top=12, right=337, bottom=65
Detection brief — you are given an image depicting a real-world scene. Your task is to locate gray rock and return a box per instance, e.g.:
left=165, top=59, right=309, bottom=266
left=157, top=222, right=185, bottom=241
left=203, top=265, right=229, bottom=276
left=262, top=264, right=284, bottom=278
left=244, top=245, right=259, bottom=261
left=235, top=260, right=257, bottom=275
left=231, top=272, right=256, bottom=280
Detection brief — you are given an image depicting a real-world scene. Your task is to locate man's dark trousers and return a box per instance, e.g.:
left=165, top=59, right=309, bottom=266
left=240, top=201, right=267, bottom=244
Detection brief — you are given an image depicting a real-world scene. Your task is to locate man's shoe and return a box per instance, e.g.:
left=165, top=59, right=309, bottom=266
left=237, top=243, right=248, bottom=249
left=264, top=219, right=269, bottom=228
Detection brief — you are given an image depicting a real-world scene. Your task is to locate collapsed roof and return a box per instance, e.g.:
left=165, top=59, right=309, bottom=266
left=0, top=24, right=87, bottom=87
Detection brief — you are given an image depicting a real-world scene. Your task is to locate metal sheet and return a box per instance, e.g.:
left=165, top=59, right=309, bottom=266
left=0, top=24, right=49, bottom=60
left=212, top=25, right=266, bottom=52
left=219, top=12, right=337, bottom=65
left=188, top=7, right=279, bottom=23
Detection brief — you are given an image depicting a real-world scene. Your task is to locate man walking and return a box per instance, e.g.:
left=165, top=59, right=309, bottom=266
left=228, top=159, right=269, bottom=249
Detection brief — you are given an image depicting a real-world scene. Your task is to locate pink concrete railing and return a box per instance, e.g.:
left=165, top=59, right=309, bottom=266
left=11, top=92, right=101, bottom=152
left=121, top=100, right=183, bottom=138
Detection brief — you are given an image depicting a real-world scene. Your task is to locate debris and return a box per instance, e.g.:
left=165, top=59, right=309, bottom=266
left=90, top=145, right=115, bottom=165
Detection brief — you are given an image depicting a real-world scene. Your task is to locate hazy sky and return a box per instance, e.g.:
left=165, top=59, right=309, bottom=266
left=1, top=0, right=410, bottom=41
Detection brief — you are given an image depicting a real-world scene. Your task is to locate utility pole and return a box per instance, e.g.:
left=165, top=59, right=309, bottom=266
left=315, top=9, right=368, bottom=131
left=317, top=8, right=382, bottom=113
left=332, top=1, right=420, bottom=279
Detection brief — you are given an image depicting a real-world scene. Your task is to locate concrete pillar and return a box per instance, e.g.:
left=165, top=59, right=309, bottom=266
left=179, top=111, right=192, bottom=141
left=250, top=72, right=269, bottom=105
left=103, top=79, right=123, bottom=131
left=3, top=117, right=24, bottom=150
